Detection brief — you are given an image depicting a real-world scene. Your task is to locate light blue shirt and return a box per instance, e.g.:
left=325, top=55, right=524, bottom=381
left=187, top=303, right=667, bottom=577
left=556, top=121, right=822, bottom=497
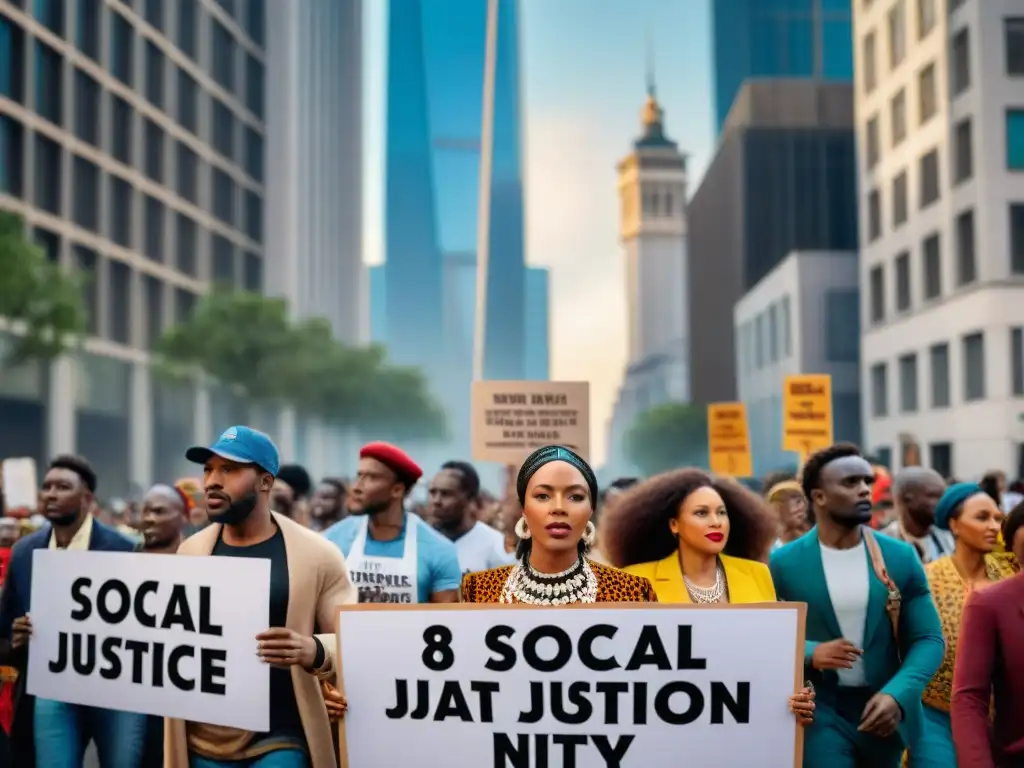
left=323, top=513, right=462, bottom=603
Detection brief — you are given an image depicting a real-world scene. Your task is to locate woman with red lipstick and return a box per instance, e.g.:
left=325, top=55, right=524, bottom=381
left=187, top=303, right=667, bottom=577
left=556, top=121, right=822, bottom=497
left=460, top=445, right=656, bottom=604
left=601, top=468, right=815, bottom=723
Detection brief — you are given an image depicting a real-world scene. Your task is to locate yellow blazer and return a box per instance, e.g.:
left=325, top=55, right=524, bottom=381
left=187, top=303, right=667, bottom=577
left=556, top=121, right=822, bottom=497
left=624, top=552, right=777, bottom=604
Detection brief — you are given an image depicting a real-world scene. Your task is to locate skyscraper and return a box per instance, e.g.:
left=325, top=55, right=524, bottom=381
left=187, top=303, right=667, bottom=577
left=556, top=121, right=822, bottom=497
left=382, top=0, right=526, bottom=383
left=712, top=0, right=853, bottom=133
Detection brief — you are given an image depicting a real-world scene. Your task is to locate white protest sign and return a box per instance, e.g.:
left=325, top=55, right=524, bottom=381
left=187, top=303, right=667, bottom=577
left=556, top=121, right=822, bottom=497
left=28, top=550, right=271, bottom=731
left=1, top=457, right=38, bottom=512
left=337, top=603, right=805, bottom=768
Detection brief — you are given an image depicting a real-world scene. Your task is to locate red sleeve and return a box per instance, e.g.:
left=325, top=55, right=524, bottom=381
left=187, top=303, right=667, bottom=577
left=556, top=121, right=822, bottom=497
left=951, top=591, right=997, bottom=768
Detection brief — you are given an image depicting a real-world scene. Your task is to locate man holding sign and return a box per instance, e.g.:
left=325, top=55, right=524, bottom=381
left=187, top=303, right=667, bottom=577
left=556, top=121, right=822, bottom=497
left=166, top=426, right=357, bottom=768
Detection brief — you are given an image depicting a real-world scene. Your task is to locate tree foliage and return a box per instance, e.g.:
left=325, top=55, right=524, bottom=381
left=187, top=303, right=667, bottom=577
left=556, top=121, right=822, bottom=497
left=623, top=401, right=709, bottom=476
left=154, top=288, right=446, bottom=440
left=0, top=211, right=87, bottom=364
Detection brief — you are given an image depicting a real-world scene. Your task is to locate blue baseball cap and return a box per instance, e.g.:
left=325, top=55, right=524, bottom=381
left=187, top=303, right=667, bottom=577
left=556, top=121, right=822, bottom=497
left=185, top=426, right=280, bottom=477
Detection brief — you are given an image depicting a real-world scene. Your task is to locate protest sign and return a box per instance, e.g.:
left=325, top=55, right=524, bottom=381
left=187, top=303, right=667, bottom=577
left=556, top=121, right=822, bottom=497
left=781, top=374, right=833, bottom=457
left=472, top=381, right=590, bottom=464
left=28, top=550, right=271, bottom=731
left=1, top=457, right=38, bottom=516
left=707, top=403, right=753, bottom=477
left=336, top=603, right=805, bottom=768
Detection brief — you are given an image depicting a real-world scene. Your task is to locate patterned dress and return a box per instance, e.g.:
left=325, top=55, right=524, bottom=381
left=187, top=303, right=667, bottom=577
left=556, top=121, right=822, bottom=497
left=461, top=559, right=657, bottom=603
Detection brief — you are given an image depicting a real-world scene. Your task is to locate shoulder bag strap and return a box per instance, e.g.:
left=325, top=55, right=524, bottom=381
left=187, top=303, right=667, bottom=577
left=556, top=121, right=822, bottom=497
left=863, top=528, right=902, bottom=649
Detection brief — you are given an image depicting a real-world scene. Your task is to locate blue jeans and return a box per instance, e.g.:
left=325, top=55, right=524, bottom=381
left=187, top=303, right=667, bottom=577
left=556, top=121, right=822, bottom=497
left=190, top=750, right=310, bottom=768
left=33, top=697, right=146, bottom=768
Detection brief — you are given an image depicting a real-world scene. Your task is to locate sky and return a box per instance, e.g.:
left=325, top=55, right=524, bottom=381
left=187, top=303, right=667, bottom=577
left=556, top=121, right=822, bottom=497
left=362, top=0, right=715, bottom=466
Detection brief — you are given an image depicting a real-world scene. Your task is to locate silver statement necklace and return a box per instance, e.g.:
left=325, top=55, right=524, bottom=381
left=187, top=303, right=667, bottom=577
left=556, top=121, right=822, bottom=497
left=683, top=559, right=728, bottom=604
left=500, top=557, right=598, bottom=604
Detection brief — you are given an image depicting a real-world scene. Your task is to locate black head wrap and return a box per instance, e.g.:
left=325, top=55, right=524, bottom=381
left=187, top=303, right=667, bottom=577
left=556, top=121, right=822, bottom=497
left=516, top=445, right=598, bottom=509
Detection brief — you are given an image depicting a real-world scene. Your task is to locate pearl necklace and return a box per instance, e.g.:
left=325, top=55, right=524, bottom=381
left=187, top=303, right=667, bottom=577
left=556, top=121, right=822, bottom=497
left=500, top=557, right=598, bottom=604
left=684, top=560, right=728, bottom=604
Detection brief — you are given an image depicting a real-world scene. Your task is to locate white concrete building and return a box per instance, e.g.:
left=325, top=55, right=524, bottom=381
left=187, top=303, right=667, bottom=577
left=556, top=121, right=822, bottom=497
left=854, top=0, right=1024, bottom=478
left=606, top=84, right=690, bottom=473
left=735, top=251, right=861, bottom=474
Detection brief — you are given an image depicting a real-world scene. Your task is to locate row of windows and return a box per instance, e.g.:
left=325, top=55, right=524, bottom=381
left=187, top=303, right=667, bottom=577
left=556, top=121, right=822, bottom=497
left=32, top=224, right=262, bottom=348
left=19, top=0, right=265, bottom=110
left=0, top=119, right=263, bottom=247
left=871, top=440, right=954, bottom=479
left=0, top=20, right=264, bottom=180
left=861, top=0, right=936, bottom=95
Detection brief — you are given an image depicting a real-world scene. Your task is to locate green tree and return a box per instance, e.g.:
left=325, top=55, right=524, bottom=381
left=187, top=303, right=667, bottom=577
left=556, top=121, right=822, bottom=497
left=154, top=288, right=447, bottom=440
left=623, top=402, right=709, bottom=476
left=0, top=211, right=87, bottom=364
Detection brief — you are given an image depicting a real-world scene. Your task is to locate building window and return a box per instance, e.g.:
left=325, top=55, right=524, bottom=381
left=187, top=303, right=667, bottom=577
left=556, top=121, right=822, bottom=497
left=929, top=443, right=952, bottom=478
left=930, top=343, right=950, bottom=408
left=963, top=332, right=985, bottom=401
left=866, top=116, right=880, bottom=170
left=243, top=252, right=262, bottom=292
left=895, top=251, right=911, bottom=311
left=888, top=1, right=906, bottom=70
left=72, top=246, right=99, bottom=336
left=245, top=54, right=264, bottom=119
left=875, top=446, right=893, bottom=469
left=211, top=20, right=235, bottom=92
left=110, top=95, right=133, bottom=165
left=145, top=0, right=164, bottom=30
left=891, top=89, right=907, bottom=147
left=825, top=290, right=860, bottom=362
left=899, top=353, right=918, bottom=413
left=0, top=116, right=25, bottom=198
left=72, top=156, right=101, bottom=233
left=212, top=234, right=235, bottom=287
left=922, top=232, right=941, bottom=299
left=108, top=176, right=133, bottom=248
left=869, top=265, right=885, bottom=323
left=144, top=195, right=165, bottom=262
left=1012, top=204, right=1024, bottom=274
left=76, top=0, right=102, bottom=63
left=953, top=118, right=973, bottom=184
left=177, top=0, right=197, bottom=58
left=917, top=0, right=935, bottom=38
left=108, top=259, right=132, bottom=345
left=780, top=295, right=791, bottom=356
left=34, top=0, right=65, bottom=36
left=863, top=31, right=877, bottom=93
left=73, top=69, right=101, bottom=147
left=175, top=213, right=198, bottom=277
left=868, top=189, right=882, bottom=241
left=212, top=169, right=235, bottom=225
left=1011, top=327, right=1024, bottom=396
left=34, top=134, right=62, bottom=215
left=1007, top=109, right=1024, bottom=170
left=918, top=62, right=936, bottom=125
left=919, top=149, right=939, bottom=208
left=144, top=119, right=164, bottom=183
left=177, top=69, right=198, bottom=135
left=213, top=100, right=235, bottom=160
left=176, top=142, right=199, bottom=204
left=0, top=17, right=26, bottom=105
left=175, top=289, right=196, bottom=324
left=243, top=127, right=263, bottom=182
left=754, top=314, right=765, bottom=369
left=145, top=41, right=164, bottom=109
left=892, top=171, right=908, bottom=228
left=951, top=28, right=970, bottom=96
left=243, top=190, right=262, bottom=243
left=144, top=276, right=164, bottom=350
left=956, top=208, right=976, bottom=285
left=871, top=363, right=889, bottom=417
left=1006, top=18, right=1024, bottom=75
left=35, top=41, right=63, bottom=127
left=246, top=0, right=265, bottom=46
left=110, top=12, right=134, bottom=86
left=34, top=228, right=62, bottom=265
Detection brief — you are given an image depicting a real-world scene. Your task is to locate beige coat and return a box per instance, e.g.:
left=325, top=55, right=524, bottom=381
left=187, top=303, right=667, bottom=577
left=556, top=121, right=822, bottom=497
left=164, top=512, right=356, bottom=768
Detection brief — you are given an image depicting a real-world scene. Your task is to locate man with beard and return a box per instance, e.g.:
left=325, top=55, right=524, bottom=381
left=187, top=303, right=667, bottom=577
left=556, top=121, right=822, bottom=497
left=324, top=442, right=460, bottom=603
left=429, top=461, right=511, bottom=573
left=165, top=426, right=355, bottom=768
left=0, top=455, right=140, bottom=767
left=880, top=467, right=952, bottom=564
left=309, top=479, right=346, bottom=532
left=770, top=443, right=943, bottom=768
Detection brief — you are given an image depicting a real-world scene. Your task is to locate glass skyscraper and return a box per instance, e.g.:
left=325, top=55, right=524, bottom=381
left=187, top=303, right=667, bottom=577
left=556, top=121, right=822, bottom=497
left=713, top=0, right=853, bottom=133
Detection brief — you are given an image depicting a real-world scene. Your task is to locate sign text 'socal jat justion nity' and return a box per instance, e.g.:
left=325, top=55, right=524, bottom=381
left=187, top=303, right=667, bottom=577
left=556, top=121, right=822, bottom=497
left=336, top=603, right=805, bottom=768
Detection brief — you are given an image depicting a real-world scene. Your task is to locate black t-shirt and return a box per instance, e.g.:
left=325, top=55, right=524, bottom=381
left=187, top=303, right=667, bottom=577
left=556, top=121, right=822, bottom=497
left=212, top=527, right=305, bottom=751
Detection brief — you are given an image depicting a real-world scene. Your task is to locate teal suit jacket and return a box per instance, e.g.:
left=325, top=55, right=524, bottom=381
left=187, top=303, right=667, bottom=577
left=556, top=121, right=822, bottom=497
left=769, top=527, right=944, bottom=745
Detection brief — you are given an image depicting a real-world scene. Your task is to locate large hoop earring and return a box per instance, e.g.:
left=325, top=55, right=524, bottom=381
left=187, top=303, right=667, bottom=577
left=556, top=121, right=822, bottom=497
left=515, top=517, right=531, bottom=539
left=582, top=521, right=596, bottom=546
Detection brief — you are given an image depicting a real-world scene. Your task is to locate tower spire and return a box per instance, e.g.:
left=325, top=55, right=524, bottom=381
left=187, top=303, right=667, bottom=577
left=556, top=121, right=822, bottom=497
left=645, top=25, right=656, bottom=98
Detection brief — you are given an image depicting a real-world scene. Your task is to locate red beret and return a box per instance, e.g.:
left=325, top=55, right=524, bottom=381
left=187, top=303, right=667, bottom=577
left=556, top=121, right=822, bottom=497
left=359, top=442, right=422, bottom=484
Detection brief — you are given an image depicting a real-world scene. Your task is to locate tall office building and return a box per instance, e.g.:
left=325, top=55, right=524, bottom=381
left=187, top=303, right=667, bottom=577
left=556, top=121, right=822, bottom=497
left=855, top=0, right=1024, bottom=478
left=524, top=266, right=549, bottom=381
left=0, top=0, right=266, bottom=494
left=382, top=0, right=526, bottom=383
left=713, top=0, right=854, bottom=134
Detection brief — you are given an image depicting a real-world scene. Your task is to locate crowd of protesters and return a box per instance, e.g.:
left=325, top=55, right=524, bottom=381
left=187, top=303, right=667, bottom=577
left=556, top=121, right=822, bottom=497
left=0, top=430, right=1022, bottom=767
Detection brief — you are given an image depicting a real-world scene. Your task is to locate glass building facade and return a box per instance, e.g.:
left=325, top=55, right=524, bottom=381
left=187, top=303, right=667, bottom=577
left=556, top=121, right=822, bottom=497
left=713, top=0, right=853, bottom=133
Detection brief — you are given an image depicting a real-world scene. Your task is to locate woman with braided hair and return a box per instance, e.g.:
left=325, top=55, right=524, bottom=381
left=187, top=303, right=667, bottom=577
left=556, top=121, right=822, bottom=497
left=460, top=445, right=656, bottom=603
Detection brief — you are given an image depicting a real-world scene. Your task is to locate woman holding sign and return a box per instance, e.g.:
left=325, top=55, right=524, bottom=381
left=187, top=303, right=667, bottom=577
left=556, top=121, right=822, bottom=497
left=601, top=468, right=815, bottom=723
left=461, top=445, right=656, bottom=604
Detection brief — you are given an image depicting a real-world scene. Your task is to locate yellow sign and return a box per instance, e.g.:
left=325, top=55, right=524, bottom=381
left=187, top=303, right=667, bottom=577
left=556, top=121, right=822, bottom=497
left=707, top=403, right=754, bottom=478
left=782, top=374, right=834, bottom=455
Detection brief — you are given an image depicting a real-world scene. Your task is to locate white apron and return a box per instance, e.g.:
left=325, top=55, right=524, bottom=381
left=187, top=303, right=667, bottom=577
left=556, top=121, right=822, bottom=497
left=345, top=514, right=419, bottom=604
